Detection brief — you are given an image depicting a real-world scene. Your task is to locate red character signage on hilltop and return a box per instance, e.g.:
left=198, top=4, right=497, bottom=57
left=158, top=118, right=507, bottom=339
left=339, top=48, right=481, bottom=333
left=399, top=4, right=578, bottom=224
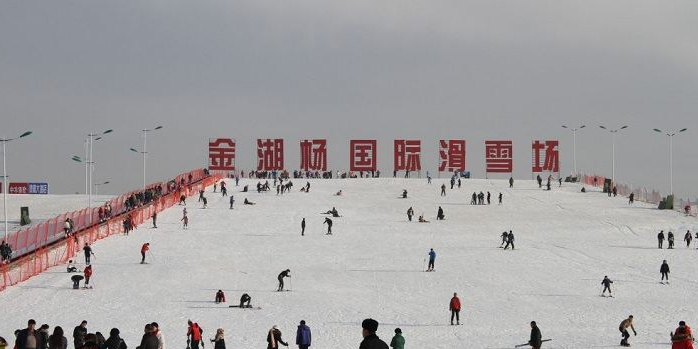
left=394, top=140, right=421, bottom=172
left=257, top=138, right=284, bottom=171
left=208, top=138, right=236, bottom=171
left=485, top=140, right=513, bottom=173
left=439, top=140, right=466, bottom=172
left=300, top=139, right=327, bottom=171
left=532, top=140, right=559, bottom=173
left=350, top=140, right=377, bottom=172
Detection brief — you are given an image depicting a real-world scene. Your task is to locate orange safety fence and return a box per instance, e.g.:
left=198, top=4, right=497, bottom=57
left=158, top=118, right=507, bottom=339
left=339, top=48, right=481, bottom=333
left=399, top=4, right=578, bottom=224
left=1, top=169, right=220, bottom=292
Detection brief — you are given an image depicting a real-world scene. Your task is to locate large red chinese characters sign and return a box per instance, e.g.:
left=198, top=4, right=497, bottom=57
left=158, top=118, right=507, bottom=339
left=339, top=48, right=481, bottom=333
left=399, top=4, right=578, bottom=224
left=532, top=140, right=559, bottom=173
left=394, top=140, right=421, bottom=172
left=208, top=138, right=236, bottom=171
left=257, top=139, right=284, bottom=171
left=300, top=139, right=327, bottom=171
left=350, top=140, right=377, bottom=172
left=485, top=140, right=513, bottom=173
left=439, top=140, right=466, bottom=172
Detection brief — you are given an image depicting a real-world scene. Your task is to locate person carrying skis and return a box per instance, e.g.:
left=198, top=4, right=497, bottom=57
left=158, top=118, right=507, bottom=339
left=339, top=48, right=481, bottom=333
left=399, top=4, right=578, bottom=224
left=295, top=321, right=311, bottom=349
left=301, top=218, right=306, bottom=236
left=658, top=230, right=665, bottom=249
left=266, top=326, right=288, bottom=349
left=83, top=265, right=92, bottom=288
left=323, top=218, right=333, bottom=235
left=601, top=276, right=613, bottom=296
left=449, top=292, right=461, bottom=325
left=436, top=206, right=444, bottom=220
left=440, top=184, right=446, bottom=196
left=504, top=231, right=515, bottom=250
left=215, top=290, right=226, bottom=303
left=684, top=230, right=692, bottom=248
left=427, top=249, right=436, bottom=272
left=389, top=328, right=404, bottom=349
left=229, top=196, right=234, bottom=209
left=407, top=207, right=413, bottom=222
left=186, top=320, right=203, bottom=349
left=140, top=243, right=150, bottom=264
left=277, top=269, right=291, bottom=291
left=670, top=321, right=694, bottom=349
left=619, top=315, right=636, bottom=347
left=661, top=260, right=670, bottom=283
left=239, top=293, right=251, bottom=308
left=668, top=231, right=675, bottom=249
left=83, top=244, right=94, bottom=265
left=528, top=321, right=542, bottom=349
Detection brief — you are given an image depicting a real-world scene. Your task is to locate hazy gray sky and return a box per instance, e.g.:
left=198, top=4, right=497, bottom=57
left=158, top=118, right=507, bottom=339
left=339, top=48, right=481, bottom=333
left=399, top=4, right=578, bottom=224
left=1, top=1, right=697, bottom=198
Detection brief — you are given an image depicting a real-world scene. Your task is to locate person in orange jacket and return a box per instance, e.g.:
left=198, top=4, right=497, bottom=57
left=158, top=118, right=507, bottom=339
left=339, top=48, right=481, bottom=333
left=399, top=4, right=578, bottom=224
left=84, top=265, right=93, bottom=288
left=671, top=321, right=694, bottom=349
left=449, top=292, right=461, bottom=325
left=141, top=243, right=150, bottom=264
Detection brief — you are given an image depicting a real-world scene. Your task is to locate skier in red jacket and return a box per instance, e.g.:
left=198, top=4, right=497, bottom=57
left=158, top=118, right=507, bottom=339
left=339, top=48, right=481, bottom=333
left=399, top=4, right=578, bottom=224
left=84, top=265, right=93, bottom=288
left=141, top=243, right=150, bottom=264
left=450, top=292, right=461, bottom=325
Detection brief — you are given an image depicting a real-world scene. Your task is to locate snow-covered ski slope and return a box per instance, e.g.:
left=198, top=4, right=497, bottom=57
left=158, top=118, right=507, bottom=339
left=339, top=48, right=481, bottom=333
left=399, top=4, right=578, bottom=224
left=2, top=178, right=696, bottom=349
left=2, top=194, right=114, bottom=233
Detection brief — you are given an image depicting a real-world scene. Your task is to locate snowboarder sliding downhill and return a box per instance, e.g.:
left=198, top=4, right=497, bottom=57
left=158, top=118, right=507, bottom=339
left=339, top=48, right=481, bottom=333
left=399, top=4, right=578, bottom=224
left=140, top=243, right=150, bottom=264
left=449, top=293, right=461, bottom=325
left=601, top=276, right=613, bottom=297
left=427, top=249, right=436, bottom=272
left=323, top=218, right=333, bottom=235
left=661, top=260, right=670, bottom=283
left=619, top=315, right=636, bottom=347
left=277, top=269, right=291, bottom=291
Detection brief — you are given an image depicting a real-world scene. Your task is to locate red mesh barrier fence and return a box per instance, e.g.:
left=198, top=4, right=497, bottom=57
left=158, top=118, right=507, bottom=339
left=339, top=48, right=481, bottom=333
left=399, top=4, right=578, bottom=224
left=0, top=169, right=219, bottom=292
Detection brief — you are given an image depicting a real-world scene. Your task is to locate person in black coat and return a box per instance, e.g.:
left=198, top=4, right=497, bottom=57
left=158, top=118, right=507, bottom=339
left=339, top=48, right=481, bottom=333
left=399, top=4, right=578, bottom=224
left=136, top=325, right=158, bottom=349
left=48, top=326, right=67, bottom=349
left=658, top=231, right=665, bottom=249
left=360, top=319, right=388, bottom=349
left=528, top=321, right=542, bottom=349
left=37, top=324, right=50, bottom=349
left=436, top=207, right=444, bottom=220
left=277, top=269, right=291, bottom=291
left=660, top=260, right=670, bottom=282
left=102, top=329, right=126, bottom=349
left=210, top=329, right=225, bottom=349
left=16, top=319, right=37, bottom=349
left=73, top=322, right=88, bottom=349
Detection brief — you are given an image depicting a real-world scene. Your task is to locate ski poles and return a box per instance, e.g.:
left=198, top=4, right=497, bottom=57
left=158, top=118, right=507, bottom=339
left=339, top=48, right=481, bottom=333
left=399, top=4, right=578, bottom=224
left=148, top=250, right=156, bottom=262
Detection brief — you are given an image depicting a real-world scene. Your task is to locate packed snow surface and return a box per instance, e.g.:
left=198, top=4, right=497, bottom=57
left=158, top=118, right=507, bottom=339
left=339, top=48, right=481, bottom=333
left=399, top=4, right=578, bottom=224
left=2, top=194, right=114, bottom=234
left=1, top=178, right=696, bottom=349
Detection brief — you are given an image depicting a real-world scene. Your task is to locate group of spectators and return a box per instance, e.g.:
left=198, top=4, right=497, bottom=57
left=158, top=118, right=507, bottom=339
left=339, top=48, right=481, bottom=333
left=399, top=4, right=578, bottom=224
left=1, top=318, right=404, bottom=349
